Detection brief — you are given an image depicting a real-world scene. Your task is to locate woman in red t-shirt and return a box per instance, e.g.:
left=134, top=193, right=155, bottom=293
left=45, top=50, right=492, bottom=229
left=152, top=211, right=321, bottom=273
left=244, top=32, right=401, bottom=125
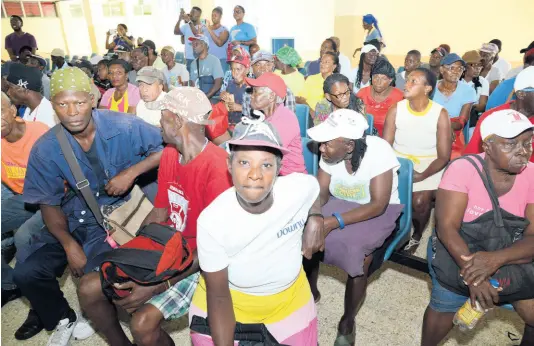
left=357, top=57, right=403, bottom=137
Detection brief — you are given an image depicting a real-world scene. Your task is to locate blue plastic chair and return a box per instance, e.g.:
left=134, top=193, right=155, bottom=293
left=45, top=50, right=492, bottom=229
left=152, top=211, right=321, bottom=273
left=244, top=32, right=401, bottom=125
left=302, top=137, right=319, bottom=176
left=296, top=104, right=310, bottom=138
left=90, top=53, right=97, bottom=58
left=463, top=120, right=470, bottom=145
left=366, top=114, right=374, bottom=136
left=384, top=157, right=414, bottom=261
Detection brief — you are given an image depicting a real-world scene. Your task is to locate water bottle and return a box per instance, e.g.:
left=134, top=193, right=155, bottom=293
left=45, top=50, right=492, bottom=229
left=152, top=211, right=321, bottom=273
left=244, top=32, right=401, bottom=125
left=453, top=279, right=500, bottom=331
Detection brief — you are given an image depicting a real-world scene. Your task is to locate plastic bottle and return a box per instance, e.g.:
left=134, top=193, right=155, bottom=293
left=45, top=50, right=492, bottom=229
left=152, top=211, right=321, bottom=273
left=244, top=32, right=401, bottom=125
left=453, top=279, right=500, bottom=331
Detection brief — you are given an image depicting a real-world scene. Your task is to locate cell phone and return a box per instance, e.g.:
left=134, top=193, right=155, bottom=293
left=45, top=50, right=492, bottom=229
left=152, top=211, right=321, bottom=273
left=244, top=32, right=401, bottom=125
left=109, top=29, right=117, bottom=35
left=201, top=19, right=207, bottom=25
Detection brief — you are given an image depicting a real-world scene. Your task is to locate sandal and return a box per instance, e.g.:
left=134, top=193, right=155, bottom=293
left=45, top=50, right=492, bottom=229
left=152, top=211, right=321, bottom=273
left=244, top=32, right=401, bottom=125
left=333, top=326, right=355, bottom=346
left=403, top=237, right=420, bottom=252
left=314, top=292, right=321, bottom=304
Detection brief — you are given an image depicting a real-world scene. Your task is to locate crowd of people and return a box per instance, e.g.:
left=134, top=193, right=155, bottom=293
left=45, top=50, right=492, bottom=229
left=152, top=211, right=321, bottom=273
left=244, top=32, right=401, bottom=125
left=1, top=7, right=534, bottom=346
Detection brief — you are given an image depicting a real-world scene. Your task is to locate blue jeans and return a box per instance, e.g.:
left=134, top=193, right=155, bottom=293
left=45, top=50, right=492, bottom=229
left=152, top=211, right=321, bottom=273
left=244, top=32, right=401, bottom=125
left=427, top=236, right=467, bottom=313
left=1, top=191, right=45, bottom=290
left=14, top=225, right=112, bottom=330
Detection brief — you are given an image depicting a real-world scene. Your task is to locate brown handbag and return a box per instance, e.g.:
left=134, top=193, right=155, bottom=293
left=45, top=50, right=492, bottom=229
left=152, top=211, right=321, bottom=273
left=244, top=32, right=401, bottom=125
left=54, top=124, right=153, bottom=247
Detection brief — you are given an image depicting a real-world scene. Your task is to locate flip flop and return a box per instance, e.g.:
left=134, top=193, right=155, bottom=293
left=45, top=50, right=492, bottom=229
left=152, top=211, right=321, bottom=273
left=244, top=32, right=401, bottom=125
left=333, top=327, right=355, bottom=346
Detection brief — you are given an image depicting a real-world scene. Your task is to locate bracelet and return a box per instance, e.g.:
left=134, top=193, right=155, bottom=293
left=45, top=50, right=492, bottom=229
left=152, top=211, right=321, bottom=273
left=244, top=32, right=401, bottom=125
left=332, top=212, right=345, bottom=230
left=308, top=213, right=324, bottom=220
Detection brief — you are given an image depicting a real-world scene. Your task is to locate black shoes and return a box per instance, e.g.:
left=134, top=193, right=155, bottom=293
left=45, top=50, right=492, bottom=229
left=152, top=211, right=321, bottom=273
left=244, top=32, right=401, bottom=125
left=14, top=309, right=44, bottom=340
left=1, top=287, right=21, bottom=307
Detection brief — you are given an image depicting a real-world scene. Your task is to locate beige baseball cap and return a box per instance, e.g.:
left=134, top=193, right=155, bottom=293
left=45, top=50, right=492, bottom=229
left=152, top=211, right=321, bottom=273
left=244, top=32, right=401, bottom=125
left=146, top=87, right=213, bottom=125
left=136, top=66, right=166, bottom=84
left=51, top=48, right=65, bottom=57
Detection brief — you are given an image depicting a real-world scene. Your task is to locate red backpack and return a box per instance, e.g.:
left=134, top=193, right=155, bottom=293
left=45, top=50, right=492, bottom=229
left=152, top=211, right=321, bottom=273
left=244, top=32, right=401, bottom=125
left=99, top=223, right=193, bottom=300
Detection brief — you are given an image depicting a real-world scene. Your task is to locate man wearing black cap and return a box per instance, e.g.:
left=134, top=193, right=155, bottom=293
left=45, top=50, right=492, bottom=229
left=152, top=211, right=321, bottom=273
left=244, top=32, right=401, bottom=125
left=142, top=40, right=165, bottom=70
left=4, top=15, right=37, bottom=62
left=6, top=64, right=58, bottom=128
left=26, top=54, right=50, bottom=100
left=427, top=47, right=447, bottom=77
left=506, top=41, right=534, bottom=79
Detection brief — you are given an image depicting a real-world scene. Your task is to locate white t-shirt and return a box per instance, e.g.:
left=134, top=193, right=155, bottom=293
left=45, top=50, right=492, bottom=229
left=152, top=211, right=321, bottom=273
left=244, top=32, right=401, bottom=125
left=320, top=136, right=400, bottom=204
left=493, top=58, right=511, bottom=78
left=338, top=53, right=354, bottom=83
left=197, top=173, right=320, bottom=296
left=351, top=67, right=371, bottom=94
left=23, top=97, right=58, bottom=128
left=485, top=65, right=503, bottom=83
left=464, top=76, right=489, bottom=102
left=136, top=91, right=166, bottom=126
left=162, top=63, right=190, bottom=88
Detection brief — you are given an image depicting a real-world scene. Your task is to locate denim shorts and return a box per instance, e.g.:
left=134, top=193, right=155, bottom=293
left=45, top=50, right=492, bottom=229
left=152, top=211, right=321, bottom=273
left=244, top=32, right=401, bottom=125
left=427, top=236, right=467, bottom=313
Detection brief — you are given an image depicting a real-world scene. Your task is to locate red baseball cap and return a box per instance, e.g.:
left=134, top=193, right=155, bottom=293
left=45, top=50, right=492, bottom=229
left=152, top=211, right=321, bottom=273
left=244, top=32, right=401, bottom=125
left=245, top=73, right=287, bottom=99
left=228, top=53, right=251, bottom=69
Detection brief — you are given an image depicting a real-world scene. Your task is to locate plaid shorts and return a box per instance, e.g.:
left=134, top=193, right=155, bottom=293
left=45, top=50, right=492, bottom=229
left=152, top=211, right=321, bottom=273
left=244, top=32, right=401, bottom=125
left=147, top=272, right=200, bottom=320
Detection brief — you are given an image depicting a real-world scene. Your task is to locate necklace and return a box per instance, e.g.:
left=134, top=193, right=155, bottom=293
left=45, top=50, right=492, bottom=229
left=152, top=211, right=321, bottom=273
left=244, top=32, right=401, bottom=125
left=179, top=138, right=209, bottom=164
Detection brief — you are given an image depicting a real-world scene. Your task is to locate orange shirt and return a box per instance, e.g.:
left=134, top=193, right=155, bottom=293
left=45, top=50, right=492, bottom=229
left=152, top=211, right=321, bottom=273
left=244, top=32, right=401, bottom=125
left=1, top=120, right=49, bottom=194
left=357, top=86, right=404, bottom=137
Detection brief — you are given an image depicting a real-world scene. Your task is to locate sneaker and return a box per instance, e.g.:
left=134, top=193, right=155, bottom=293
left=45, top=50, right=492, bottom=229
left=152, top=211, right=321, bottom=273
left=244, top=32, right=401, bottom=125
left=72, top=315, right=95, bottom=340
left=403, top=237, right=421, bottom=252
left=46, top=312, right=77, bottom=346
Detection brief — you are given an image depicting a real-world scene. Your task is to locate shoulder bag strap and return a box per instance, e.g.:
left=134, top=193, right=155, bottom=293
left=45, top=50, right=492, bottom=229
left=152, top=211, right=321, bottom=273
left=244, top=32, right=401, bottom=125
left=53, top=124, right=106, bottom=227
left=196, top=58, right=202, bottom=90
left=460, top=155, right=504, bottom=227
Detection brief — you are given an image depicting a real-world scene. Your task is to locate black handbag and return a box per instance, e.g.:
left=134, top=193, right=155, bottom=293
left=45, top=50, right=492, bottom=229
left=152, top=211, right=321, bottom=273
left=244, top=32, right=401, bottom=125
left=432, top=155, right=534, bottom=303
left=190, top=315, right=287, bottom=346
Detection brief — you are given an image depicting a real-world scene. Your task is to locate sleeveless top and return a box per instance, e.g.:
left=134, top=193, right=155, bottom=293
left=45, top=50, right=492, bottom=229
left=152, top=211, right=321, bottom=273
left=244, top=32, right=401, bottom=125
left=393, top=99, right=443, bottom=159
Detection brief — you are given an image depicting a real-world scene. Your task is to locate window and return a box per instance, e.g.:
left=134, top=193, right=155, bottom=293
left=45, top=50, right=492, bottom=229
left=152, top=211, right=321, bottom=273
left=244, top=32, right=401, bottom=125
left=102, top=1, right=125, bottom=17
left=3, top=2, right=23, bottom=17
left=41, top=2, right=57, bottom=17
left=23, top=2, right=41, bottom=17
left=133, top=0, right=152, bottom=16
left=69, top=4, right=84, bottom=18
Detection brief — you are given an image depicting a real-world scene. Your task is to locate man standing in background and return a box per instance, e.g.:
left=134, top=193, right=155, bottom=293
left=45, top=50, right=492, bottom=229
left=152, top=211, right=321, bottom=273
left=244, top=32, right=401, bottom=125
left=4, top=16, right=37, bottom=62
left=174, top=7, right=205, bottom=73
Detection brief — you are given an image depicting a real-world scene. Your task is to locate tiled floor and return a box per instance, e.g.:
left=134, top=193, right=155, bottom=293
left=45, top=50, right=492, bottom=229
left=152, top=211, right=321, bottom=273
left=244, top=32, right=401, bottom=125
left=2, top=227, right=525, bottom=346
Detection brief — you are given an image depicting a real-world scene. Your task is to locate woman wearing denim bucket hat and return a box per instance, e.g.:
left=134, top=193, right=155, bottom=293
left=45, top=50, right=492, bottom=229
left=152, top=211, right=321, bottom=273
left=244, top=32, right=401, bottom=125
left=190, top=115, right=322, bottom=345
left=433, top=53, right=477, bottom=159
left=304, top=109, right=403, bottom=346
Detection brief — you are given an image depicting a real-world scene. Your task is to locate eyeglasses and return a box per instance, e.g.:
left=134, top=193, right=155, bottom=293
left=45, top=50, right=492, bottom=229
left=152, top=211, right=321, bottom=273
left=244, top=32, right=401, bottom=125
left=443, top=65, right=465, bottom=73
left=329, top=89, right=350, bottom=100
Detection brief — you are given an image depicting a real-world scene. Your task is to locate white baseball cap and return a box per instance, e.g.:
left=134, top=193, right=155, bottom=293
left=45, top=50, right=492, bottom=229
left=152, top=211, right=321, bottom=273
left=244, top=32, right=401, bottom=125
left=480, top=109, right=534, bottom=141
left=361, top=44, right=378, bottom=54
left=307, top=109, right=369, bottom=142
left=514, top=66, right=534, bottom=92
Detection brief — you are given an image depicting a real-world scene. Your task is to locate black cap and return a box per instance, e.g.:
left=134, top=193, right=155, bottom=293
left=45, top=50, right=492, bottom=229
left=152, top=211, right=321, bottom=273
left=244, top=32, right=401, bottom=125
left=142, top=40, right=157, bottom=53
left=73, top=59, right=93, bottom=71
left=6, top=63, right=42, bottom=92
left=520, top=41, right=534, bottom=54
left=29, top=54, right=46, bottom=67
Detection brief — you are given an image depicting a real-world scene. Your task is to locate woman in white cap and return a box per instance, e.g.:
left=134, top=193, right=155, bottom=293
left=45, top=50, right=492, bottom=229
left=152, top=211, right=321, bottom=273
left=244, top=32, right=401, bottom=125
left=305, top=109, right=403, bottom=345
left=423, top=109, right=534, bottom=345
left=352, top=44, right=379, bottom=94
left=189, top=116, right=322, bottom=345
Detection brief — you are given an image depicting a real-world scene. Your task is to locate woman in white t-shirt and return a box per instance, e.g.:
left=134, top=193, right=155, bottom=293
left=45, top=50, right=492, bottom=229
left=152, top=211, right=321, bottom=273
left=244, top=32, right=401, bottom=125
left=189, top=117, right=322, bottom=345
left=306, top=109, right=403, bottom=345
